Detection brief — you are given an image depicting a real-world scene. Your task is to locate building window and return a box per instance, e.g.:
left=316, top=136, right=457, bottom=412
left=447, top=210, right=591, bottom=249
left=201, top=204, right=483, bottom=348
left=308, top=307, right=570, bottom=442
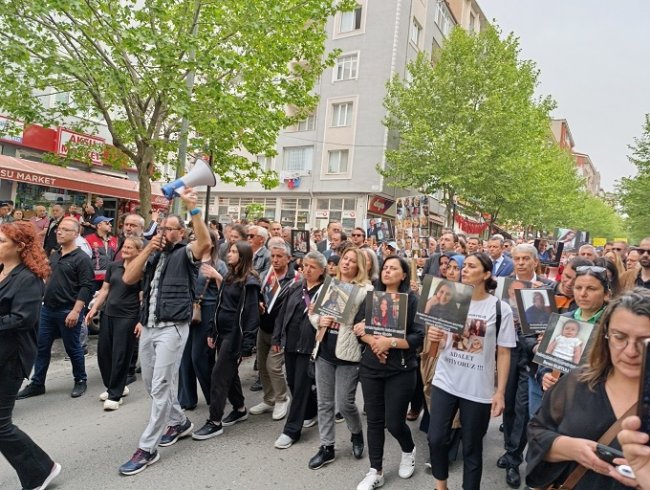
left=339, top=5, right=362, bottom=33
left=469, top=13, right=476, bottom=34
left=316, top=197, right=358, bottom=231
left=328, top=150, right=349, bottom=174
left=256, top=155, right=274, bottom=171
left=334, top=53, right=359, bottom=81
left=435, top=1, right=453, bottom=37
left=410, top=18, right=422, bottom=46
left=296, top=114, right=316, bottom=131
left=280, top=198, right=310, bottom=229
left=52, top=91, right=71, bottom=106
left=331, top=102, right=353, bottom=127
left=283, top=146, right=313, bottom=172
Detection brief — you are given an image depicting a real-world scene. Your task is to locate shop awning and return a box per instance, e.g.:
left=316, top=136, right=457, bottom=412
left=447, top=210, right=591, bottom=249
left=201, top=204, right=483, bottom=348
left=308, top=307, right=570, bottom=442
left=0, top=155, right=168, bottom=206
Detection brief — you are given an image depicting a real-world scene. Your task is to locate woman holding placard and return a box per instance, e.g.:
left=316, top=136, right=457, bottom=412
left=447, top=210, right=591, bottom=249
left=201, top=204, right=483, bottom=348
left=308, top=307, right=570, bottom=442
left=308, top=247, right=372, bottom=470
left=353, top=256, right=424, bottom=490
left=526, top=288, right=650, bottom=489
left=427, top=252, right=517, bottom=490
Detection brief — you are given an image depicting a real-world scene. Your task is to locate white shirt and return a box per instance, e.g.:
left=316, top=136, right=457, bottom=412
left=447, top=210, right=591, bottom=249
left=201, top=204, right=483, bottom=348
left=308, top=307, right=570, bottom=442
left=433, top=295, right=517, bottom=404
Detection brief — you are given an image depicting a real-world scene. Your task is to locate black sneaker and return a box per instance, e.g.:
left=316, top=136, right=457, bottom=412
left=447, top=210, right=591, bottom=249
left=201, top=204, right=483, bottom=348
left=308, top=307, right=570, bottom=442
left=159, top=418, right=194, bottom=447
left=351, top=431, right=364, bottom=459
left=222, top=408, right=248, bottom=426
left=16, top=383, right=45, bottom=400
left=192, top=420, right=224, bottom=441
left=250, top=378, right=263, bottom=392
left=308, top=445, right=335, bottom=470
left=335, top=412, right=344, bottom=423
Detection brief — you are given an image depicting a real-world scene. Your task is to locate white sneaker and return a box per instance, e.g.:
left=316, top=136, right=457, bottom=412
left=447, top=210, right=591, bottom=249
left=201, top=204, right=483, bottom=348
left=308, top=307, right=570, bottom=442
left=398, top=446, right=416, bottom=479
left=274, top=433, right=295, bottom=449
left=357, top=468, right=384, bottom=490
left=272, top=397, right=290, bottom=420
left=99, top=386, right=129, bottom=401
left=303, top=417, right=317, bottom=428
left=249, top=401, right=274, bottom=415
left=103, top=399, right=123, bottom=411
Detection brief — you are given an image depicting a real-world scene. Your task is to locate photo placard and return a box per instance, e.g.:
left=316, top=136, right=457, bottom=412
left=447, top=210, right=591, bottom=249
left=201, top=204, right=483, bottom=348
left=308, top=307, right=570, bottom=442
left=533, top=313, right=595, bottom=373
left=365, top=291, right=408, bottom=338
left=416, top=275, right=473, bottom=334
left=493, top=277, right=532, bottom=326
left=312, top=276, right=360, bottom=325
left=515, top=288, right=558, bottom=334
left=291, top=229, right=310, bottom=258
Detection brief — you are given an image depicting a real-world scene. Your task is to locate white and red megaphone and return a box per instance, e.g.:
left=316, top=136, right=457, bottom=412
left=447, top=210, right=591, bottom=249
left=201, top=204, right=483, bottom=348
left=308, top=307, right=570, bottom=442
left=161, top=159, right=217, bottom=199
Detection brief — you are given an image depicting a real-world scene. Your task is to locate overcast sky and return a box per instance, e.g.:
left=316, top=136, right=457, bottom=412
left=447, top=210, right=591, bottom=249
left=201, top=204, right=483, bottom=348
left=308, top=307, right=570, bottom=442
left=482, top=0, right=650, bottom=191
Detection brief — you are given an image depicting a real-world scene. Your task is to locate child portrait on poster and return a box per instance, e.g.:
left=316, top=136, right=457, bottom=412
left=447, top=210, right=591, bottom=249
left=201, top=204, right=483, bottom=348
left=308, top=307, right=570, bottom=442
left=545, top=319, right=583, bottom=364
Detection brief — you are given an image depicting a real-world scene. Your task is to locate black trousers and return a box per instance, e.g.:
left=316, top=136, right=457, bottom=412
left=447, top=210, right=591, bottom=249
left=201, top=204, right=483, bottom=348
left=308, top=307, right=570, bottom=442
left=208, top=340, right=245, bottom=423
left=0, top=357, right=54, bottom=489
left=409, top=357, right=425, bottom=414
left=361, top=369, right=416, bottom=471
left=428, top=385, right=491, bottom=490
left=97, top=313, right=138, bottom=401
left=178, top=302, right=217, bottom=408
left=502, top=337, right=529, bottom=467
left=283, top=352, right=317, bottom=440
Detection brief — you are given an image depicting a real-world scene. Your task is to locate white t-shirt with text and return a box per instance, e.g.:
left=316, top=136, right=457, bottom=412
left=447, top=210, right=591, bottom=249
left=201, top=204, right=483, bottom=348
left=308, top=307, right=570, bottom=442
left=433, top=295, right=517, bottom=404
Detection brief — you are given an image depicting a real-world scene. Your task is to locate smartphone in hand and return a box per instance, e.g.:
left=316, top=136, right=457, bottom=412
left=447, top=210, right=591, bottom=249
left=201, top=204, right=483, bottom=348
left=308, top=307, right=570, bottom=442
left=638, top=338, right=650, bottom=443
left=595, top=444, right=624, bottom=465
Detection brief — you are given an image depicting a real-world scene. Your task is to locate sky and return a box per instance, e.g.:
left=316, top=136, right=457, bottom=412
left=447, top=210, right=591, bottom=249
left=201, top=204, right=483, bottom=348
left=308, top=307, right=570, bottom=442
left=481, top=0, right=650, bottom=191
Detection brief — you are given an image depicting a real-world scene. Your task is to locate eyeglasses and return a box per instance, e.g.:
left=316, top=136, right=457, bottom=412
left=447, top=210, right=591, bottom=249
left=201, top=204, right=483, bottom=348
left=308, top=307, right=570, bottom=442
left=636, top=248, right=650, bottom=256
left=612, top=247, right=624, bottom=251
left=605, top=331, right=650, bottom=352
left=159, top=227, right=181, bottom=232
left=576, top=265, right=607, bottom=274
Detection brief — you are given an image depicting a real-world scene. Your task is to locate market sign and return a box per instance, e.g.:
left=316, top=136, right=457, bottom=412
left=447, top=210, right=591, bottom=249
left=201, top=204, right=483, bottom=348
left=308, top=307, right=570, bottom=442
left=57, top=128, right=105, bottom=165
left=367, top=195, right=395, bottom=216
left=0, top=168, right=57, bottom=186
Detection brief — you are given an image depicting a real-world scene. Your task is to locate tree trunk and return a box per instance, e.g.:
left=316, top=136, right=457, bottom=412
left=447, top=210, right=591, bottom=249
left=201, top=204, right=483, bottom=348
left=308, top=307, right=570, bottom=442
left=137, top=146, right=154, bottom=218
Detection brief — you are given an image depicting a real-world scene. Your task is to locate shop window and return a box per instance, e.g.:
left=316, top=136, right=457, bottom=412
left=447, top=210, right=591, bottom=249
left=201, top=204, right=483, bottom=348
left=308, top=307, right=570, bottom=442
left=280, top=197, right=310, bottom=229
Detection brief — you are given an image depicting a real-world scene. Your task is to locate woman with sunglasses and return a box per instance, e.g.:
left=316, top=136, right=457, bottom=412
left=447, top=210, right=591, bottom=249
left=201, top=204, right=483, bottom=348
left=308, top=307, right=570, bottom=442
left=526, top=288, right=650, bottom=489
left=353, top=256, right=424, bottom=489
left=538, top=265, right=610, bottom=393
left=0, top=221, right=61, bottom=489
left=427, top=252, right=517, bottom=490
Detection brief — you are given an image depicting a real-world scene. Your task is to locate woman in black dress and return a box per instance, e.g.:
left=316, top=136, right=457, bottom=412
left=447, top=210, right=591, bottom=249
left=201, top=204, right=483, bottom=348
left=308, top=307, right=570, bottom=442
left=0, top=221, right=61, bottom=489
left=192, top=240, right=261, bottom=440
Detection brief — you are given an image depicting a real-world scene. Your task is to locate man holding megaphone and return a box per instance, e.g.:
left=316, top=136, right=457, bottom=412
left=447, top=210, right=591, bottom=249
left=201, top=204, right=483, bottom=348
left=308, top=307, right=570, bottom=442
left=118, top=187, right=211, bottom=476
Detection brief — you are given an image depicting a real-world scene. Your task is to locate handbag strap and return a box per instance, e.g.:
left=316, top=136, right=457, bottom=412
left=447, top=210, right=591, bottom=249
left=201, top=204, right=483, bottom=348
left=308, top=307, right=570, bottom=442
left=197, top=277, right=211, bottom=302
left=559, top=402, right=637, bottom=490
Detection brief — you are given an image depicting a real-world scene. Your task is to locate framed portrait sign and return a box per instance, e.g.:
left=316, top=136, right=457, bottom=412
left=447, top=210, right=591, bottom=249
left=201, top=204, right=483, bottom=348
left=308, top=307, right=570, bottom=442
left=415, top=275, right=473, bottom=334
left=365, top=291, right=408, bottom=338
left=533, top=313, right=596, bottom=373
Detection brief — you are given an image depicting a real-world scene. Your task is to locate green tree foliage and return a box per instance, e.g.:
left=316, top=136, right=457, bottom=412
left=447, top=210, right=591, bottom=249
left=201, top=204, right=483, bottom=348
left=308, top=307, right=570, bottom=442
left=382, top=25, right=615, bottom=234
left=0, top=0, right=350, bottom=215
left=618, top=114, right=650, bottom=242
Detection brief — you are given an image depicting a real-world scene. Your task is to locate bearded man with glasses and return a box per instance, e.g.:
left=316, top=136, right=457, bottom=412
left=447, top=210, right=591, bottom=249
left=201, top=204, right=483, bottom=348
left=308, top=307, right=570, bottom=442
left=621, top=237, right=650, bottom=292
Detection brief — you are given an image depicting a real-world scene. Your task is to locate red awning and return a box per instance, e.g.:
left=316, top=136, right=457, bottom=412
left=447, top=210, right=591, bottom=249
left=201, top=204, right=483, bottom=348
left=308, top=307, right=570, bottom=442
left=0, top=155, right=168, bottom=206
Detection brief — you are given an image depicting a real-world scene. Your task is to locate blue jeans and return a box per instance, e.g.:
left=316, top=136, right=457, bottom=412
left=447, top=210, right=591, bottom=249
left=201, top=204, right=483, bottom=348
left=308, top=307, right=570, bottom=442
left=32, top=305, right=87, bottom=386
left=528, top=372, right=544, bottom=418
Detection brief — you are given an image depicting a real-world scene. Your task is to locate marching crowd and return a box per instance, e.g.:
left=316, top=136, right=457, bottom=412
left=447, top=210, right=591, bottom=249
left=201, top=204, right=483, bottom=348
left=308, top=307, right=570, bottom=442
left=0, top=190, right=649, bottom=490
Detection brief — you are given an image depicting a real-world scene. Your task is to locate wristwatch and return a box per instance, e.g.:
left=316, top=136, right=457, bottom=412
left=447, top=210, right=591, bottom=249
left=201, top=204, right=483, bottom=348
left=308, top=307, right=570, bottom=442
left=390, top=339, right=398, bottom=348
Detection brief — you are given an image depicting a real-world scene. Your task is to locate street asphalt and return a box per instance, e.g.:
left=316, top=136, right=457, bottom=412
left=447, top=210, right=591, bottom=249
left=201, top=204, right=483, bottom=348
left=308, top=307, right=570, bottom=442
left=1, top=337, right=521, bottom=489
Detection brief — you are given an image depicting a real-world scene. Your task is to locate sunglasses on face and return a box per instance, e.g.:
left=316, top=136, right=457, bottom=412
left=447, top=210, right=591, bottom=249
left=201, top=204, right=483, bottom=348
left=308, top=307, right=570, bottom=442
left=636, top=248, right=650, bottom=256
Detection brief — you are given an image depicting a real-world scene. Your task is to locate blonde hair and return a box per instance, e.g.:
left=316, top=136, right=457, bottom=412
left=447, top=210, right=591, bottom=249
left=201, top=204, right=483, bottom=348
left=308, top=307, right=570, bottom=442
left=336, top=247, right=369, bottom=286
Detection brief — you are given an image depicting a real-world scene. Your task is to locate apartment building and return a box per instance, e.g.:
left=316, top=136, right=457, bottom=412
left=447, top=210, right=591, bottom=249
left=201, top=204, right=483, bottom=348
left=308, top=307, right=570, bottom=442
left=205, top=0, right=484, bottom=232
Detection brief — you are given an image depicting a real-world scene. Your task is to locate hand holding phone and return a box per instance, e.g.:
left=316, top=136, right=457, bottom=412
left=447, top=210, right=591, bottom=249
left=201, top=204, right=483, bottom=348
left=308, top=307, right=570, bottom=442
left=595, top=444, right=624, bottom=465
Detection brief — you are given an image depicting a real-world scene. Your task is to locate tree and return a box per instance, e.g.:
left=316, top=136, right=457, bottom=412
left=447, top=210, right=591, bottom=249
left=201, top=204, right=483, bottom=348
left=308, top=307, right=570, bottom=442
left=0, top=0, right=352, bottom=215
left=618, top=114, right=650, bottom=242
left=382, top=26, right=578, bottom=229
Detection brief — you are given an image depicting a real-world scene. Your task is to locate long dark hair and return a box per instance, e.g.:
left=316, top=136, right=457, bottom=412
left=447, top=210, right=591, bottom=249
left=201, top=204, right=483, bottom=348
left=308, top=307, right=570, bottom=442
left=594, top=257, right=620, bottom=297
left=375, top=255, right=411, bottom=293
left=468, top=252, right=498, bottom=292
left=226, top=240, right=257, bottom=285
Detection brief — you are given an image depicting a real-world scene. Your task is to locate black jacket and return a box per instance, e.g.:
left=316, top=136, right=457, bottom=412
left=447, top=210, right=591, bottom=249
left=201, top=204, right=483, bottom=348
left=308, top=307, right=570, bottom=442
left=273, top=280, right=321, bottom=354
left=0, top=264, right=45, bottom=378
left=141, top=241, right=198, bottom=325
left=212, top=274, right=261, bottom=358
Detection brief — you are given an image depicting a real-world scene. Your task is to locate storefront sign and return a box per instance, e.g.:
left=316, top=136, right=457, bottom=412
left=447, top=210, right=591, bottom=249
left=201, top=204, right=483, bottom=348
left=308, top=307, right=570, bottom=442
left=342, top=210, right=356, bottom=219
left=315, top=210, right=329, bottom=218
left=0, top=168, right=57, bottom=186
left=368, top=195, right=395, bottom=216
left=58, top=128, right=105, bottom=165
left=0, top=116, right=24, bottom=144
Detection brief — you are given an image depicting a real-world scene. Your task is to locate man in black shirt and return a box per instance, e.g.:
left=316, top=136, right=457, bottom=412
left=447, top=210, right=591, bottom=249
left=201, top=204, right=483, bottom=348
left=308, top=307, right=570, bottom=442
left=17, top=217, right=94, bottom=399
left=43, top=204, right=65, bottom=256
